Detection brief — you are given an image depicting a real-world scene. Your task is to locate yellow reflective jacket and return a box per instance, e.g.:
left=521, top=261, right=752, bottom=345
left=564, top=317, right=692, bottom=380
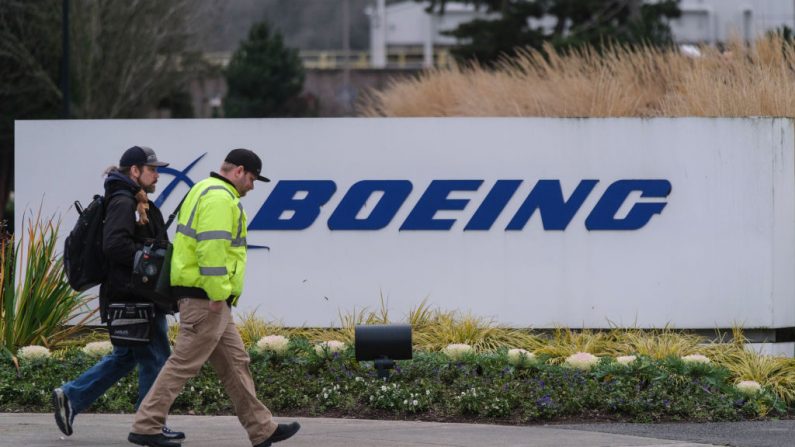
left=170, top=175, right=247, bottom=304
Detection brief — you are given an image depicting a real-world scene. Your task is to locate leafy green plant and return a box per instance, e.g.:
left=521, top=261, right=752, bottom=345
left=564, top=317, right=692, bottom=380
left=0, top=212, right=94, bottom=358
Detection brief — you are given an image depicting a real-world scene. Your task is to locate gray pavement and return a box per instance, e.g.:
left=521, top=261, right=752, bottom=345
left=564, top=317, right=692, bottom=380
left=0, top=413, right=721, bottom=447
left=556, top=421, right=795, bottom=447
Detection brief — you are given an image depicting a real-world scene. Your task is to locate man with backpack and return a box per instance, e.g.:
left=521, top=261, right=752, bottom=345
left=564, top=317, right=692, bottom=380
left=53, top=146, right=185, bottom=442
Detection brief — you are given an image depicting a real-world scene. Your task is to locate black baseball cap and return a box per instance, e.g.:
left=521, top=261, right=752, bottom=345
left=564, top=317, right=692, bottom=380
left=225, top=148, right=270, bottom=182
left=119, top=146, right=169, bottom=168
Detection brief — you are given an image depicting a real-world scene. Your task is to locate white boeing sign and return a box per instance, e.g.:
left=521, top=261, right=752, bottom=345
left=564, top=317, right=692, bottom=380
left=14, top=118, right=795, bottom=329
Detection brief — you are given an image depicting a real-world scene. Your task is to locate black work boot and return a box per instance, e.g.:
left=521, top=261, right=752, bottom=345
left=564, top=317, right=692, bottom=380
left=127, top=432, right=181, bottom=447
left=253, top=422, right=301, bottom=447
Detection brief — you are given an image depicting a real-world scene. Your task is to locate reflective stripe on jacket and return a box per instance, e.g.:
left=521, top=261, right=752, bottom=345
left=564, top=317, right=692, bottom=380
left=170, top=176, right=247, bottom=304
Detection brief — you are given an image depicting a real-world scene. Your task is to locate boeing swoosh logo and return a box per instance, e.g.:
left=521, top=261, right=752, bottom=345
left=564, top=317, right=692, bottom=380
left=155, top=153, right=269, bottom=250
left=154, top=153, right=206, bottom=208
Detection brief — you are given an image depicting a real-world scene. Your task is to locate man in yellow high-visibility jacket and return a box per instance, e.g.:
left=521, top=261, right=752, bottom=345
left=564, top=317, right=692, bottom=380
left=129, top=149, right=300, bottom=447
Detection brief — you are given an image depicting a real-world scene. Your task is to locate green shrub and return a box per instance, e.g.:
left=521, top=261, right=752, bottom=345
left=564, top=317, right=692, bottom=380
left=2, top=337, right=789, bottom=423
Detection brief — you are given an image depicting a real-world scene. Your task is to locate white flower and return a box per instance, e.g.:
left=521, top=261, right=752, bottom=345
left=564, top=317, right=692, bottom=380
left=82, top=341, right=113, bottom=358
left=17, top=345, right=51, bottom=361
left=412, top=399, right=418, bottom=406
left=442, top=343, right=473, bottom=360
left=616, top=355, right=637, bottom=366
left=256, top=335, right=290, bottom=355
left=681, top=354, right=711, bottom=364
left=507, top=348, right=535, bottom=367
left=315, top=340, right=346, bottom=357
left=565, top=352, right=599, bottom=370
left=736, top=380, right=762, bottom=396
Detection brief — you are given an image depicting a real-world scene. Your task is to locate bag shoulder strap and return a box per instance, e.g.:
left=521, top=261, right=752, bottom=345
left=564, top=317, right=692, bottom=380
left=155, top=191, right=191, bottom=241
left=164, top=193, right=189, bottom=231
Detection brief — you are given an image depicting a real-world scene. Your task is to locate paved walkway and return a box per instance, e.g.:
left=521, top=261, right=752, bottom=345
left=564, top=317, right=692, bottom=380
left=0, top=413, right=718, bottom=447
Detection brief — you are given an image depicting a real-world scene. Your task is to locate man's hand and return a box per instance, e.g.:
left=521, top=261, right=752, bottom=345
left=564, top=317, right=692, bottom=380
left=209, top=300, right=224, bottom=313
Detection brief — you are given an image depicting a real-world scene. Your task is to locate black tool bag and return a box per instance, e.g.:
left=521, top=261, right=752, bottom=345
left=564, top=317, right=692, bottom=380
left=129, top=193, right=187, bottom=312
left=131, top=239, right=173, bottom=310
left=107, top=303, right=155, bottom=347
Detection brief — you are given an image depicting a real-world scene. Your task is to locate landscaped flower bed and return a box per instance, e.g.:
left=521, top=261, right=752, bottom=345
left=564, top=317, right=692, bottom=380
left=0, top=338, right=786, bottom=423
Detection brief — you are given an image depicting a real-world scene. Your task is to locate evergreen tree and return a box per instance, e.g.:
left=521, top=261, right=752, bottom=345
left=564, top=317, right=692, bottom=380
left=224, top=21, right=307, bottom=117
left=424, top=0, right=681, bottom=65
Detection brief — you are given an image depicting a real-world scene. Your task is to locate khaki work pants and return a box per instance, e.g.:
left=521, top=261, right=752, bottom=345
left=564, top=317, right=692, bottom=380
left=131, top=298, right=277, bottom=445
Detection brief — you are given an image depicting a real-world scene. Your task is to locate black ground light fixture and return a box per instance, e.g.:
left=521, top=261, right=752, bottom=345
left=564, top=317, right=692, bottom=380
left=355, top=324, right=412, bottom=379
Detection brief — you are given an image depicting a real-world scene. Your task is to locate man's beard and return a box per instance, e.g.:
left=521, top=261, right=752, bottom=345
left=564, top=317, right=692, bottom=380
left=143, top=183, right=156, bottom=194
left=234, top=180, right=248, bottom=197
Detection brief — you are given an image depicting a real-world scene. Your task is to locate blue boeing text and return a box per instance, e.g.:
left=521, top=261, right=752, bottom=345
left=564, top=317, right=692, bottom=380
left=246, top=179, right=671, bottom=231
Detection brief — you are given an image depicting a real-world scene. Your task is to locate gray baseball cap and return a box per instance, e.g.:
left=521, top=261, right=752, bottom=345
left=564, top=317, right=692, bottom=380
left=119, top=146, right=169, bottom=168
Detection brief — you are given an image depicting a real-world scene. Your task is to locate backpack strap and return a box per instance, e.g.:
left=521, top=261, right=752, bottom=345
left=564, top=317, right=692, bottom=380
left=103, top=189, right=139, bottom=245
left=111, top=189, right=135, bottom=199
left=106, top=189, right=135, bottom=209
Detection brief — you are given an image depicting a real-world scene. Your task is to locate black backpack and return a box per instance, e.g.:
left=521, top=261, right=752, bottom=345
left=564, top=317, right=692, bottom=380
left=64, top=190, right=133, bottom=291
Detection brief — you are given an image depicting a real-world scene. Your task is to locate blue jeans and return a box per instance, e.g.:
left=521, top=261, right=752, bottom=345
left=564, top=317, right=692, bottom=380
left=62, top=311, right=171, bottom=415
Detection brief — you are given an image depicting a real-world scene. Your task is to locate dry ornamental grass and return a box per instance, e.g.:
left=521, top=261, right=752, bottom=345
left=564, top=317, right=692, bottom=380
left=361, top=36, right=795, bottom=118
